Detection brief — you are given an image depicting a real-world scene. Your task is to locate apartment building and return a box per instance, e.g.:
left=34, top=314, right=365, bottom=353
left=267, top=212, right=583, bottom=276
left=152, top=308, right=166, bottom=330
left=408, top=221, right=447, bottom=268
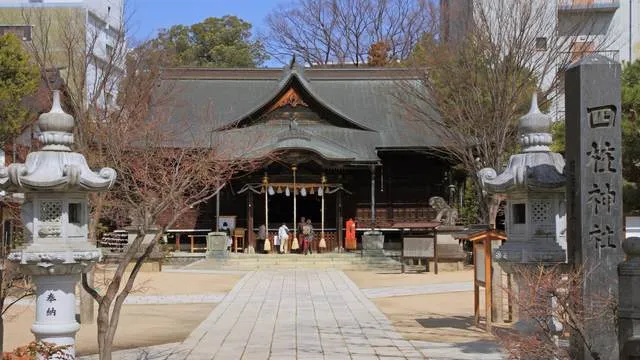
left=0, top=0, right=125, bottom=108
left=441, top=0, right=639, bottom=119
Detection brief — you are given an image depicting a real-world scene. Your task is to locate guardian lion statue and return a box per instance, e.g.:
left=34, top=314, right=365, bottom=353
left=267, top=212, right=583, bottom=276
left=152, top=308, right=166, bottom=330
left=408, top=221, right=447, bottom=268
left=429, top=196, right=458, bottom=226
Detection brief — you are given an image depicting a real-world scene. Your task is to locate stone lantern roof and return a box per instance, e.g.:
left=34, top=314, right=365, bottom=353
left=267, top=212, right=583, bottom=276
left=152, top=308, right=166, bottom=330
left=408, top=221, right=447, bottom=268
left=0, top=91, right=116, bottom=192
left=479, top=94, right=565, bottom=193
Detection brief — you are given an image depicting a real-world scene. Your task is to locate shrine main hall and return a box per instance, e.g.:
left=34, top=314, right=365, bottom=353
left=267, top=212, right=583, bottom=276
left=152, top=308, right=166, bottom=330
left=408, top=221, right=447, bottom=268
left=159, top=62, right=457, bottom=252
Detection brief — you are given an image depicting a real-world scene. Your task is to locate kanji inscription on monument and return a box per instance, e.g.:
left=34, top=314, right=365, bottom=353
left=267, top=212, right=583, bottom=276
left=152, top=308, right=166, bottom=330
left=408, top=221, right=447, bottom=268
left=565, top=55, right=624, bottom=359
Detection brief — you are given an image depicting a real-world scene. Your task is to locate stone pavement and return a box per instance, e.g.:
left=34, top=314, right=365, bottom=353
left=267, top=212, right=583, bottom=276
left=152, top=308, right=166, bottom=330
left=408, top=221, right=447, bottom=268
left=165, top=270, right=427, bottom=359
left=361, top=282, right=473, bottom=299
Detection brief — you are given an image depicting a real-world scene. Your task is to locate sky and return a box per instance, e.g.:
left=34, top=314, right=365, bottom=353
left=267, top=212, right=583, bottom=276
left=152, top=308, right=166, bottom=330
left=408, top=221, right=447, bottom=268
left=127, top=0, right=286, bottom=46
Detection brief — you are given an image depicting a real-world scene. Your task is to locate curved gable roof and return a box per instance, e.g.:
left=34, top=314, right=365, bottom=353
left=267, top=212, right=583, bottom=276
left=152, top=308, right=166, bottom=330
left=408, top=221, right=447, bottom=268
left=216, top=68, right=373, bottom=131
left=160, top=65, right=444, bottom=153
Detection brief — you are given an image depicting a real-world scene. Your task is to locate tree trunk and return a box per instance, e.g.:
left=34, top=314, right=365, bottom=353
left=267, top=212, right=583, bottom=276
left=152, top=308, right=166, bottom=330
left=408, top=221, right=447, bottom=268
left=97, top=302, right=111, bottom=360
left=80, top=270, right=95, bottom=324
left=0, top=315, right=4, bottom=355
left=83, top=194, right=104, bottom=325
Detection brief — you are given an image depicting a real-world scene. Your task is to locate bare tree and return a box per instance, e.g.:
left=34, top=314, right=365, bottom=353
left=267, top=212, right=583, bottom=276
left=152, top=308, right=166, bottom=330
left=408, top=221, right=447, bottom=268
left=497, top=265, right=616, bottom=359
left=8, top=2, right=138, bottom=326
left=400, top=0, right=614, bottom=223
left=264, top=0, right=435, bottom=66
left=0, top=4, right=265, bottom=359
left=77, top=41, right=264, bottom=359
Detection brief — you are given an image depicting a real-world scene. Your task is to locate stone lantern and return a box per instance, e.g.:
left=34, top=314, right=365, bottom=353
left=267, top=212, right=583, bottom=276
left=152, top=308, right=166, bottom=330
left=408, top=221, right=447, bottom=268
left=0, top=91, right=116, bottom=357
left=479, top=94, right=566, bottom=328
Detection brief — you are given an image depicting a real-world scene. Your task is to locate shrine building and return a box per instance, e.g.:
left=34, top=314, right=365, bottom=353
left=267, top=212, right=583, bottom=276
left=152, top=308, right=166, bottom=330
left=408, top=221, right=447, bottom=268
left=157, top=62, right=457, bottom=252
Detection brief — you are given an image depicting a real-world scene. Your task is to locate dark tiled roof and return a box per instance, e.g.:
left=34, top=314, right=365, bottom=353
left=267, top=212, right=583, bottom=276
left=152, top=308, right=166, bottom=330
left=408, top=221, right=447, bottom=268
left=160, top=65, right=441, bottom=163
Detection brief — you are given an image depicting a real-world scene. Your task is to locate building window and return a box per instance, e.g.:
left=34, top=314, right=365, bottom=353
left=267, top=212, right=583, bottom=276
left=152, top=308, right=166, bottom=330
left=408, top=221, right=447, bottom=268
left=0, top=25, right=32, bottom=41
left=512, top=203, right=526, bottom=224
left=106, top=44, right=114, bottom=58
left=69, top=203, right=82, bottom=224
left=535, top=37, right=547, bottom=51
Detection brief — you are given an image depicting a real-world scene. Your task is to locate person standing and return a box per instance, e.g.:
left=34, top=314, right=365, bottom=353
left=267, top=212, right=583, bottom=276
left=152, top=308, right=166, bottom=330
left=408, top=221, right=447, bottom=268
left=302, top=219, right=314, bottom=255
left=278, top=223, right=289, bottom=254
left=222, top=222, right=232, bottom=251
left=257, top=224, right=266, bottom=253
left=345, top=218, right=356, bottom=250
left=297, top=216, right=306, bottom=254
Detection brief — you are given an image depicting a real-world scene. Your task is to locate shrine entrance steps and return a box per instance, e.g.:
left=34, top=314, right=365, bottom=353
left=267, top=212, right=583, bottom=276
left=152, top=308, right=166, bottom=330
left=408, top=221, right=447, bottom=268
left=183, top=252, right=402, bottom=272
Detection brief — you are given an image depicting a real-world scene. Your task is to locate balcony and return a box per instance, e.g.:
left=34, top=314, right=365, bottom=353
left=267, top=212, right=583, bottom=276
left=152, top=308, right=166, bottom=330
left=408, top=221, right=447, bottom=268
left=558, top=0, right=619, bottom=13
left=561, top=49, right=620, bottom=63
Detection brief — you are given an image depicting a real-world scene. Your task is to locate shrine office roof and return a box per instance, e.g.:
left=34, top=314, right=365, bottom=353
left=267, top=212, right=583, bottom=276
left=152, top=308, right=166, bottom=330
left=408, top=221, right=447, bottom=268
left=158, top=64, right=442, bottom=163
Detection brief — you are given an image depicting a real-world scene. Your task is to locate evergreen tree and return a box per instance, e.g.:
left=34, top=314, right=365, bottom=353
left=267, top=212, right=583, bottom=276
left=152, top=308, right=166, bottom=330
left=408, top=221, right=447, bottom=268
left=151, top=15, right=268, bottom=67
left=0, top=33, right=39, bottom=145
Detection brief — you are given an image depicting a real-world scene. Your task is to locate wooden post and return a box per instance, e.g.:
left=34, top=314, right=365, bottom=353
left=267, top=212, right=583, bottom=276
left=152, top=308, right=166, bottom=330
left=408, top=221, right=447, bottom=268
left=484, top=238, right=492, bottom=331
left=337, top=190, right=343, bottom=251
left=190, top=235, right=195, bottom=253
left=264, top=173, right=269, bottom=251
left=474, top=242, right=480, bottom=326
left=175, top=232, right=180, bottom=252
left=370, top=165, right=376, bottom=230
left=247, top=191, right=254, bottom=251
left=433, top=228, right=439, bottom=275
left=216, top=188, right=221, bottom=232
left=293, top=165, right=297, bottom=244
left=401, top=228, right=405, bottom=274
left=321, top=175, right=325, bottom=252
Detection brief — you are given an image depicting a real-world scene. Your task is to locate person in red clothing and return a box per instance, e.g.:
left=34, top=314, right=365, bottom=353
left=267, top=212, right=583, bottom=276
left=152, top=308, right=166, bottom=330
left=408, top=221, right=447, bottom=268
left=345, top=218, right=356, bottom=250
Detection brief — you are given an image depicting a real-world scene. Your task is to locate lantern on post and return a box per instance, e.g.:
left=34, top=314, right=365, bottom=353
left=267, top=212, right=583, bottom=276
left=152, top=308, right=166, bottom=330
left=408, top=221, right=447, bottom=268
left=479, top=94, right=566, bottom=331
left=1, top=91, right=116, bottom=357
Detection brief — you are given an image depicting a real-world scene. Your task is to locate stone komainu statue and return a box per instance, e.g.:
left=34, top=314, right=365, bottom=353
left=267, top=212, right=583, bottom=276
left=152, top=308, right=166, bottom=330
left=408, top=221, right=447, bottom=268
left=429, top=196, right=458, bottom=226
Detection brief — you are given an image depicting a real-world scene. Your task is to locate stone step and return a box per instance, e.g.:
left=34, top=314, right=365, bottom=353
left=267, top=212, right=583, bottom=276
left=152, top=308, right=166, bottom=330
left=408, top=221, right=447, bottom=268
left=183, top=253, right=402, bottom=271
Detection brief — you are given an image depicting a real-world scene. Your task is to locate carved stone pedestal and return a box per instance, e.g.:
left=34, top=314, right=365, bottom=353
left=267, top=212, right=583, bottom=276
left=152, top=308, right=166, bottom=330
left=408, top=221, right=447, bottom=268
left=207, top=232, right=228, bottom=259
left=363, top=231, right=384, bottom=257
left=32, top=274, right=81, bottom=356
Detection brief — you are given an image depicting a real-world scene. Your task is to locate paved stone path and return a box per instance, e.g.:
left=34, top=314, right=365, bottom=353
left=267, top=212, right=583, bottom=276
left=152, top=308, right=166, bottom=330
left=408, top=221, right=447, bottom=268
left=165, top=270, right=427, bottom=359
left=362, top=282, right=473, bottom=299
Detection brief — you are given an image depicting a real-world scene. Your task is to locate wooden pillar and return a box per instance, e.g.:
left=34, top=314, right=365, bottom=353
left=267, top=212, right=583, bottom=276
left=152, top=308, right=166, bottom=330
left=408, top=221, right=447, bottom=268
left=472, top=241, right=480, bottom=326
left=434, top=228, right=439, bottom=275
left=216, top=188, right=221, bottom=231
left=336, top=190, right=343, bottom=251
left=293, top=165, right=297, bottom=242
left=370, top=165, right=376, bottom=229
left=321, top=181, right=325, bottom=250
left=474, top=242, right=480, bottom=325
left=247, top=191, right=255, bottom=251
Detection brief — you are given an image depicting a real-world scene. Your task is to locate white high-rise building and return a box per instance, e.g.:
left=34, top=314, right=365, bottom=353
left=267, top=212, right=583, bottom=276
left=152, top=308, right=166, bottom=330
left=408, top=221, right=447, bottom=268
left=0, top=0, right=125, bottom=108
left=441, top=0, right=639, bottom=120
left=442, top=0, right=638, bottom=61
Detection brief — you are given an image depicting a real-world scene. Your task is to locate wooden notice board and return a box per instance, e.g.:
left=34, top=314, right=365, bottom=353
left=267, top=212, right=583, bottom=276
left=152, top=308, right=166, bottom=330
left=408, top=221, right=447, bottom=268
left=456, top=228, right=506, bottom=332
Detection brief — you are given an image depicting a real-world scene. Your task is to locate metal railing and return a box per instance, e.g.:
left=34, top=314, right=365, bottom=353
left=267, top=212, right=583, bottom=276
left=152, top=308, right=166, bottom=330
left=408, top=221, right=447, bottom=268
left=560, top=49, right=620, bottom=63
left=557, top=0, right=620, bottom=12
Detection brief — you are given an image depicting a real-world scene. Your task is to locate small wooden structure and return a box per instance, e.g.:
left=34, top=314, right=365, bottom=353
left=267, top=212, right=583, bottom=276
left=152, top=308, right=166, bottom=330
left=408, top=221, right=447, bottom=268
left=456, top=228, right=507, bottom=331
left=393, top=221, right=440, bottom=274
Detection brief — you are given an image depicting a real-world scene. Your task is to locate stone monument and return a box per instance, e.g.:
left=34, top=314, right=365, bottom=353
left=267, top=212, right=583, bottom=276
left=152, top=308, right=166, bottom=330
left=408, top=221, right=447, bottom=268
left=565, top=54, right=624, bottom=359
left=479, top=93, right=567, bottom=328
left=0, top=91, right=116, bottom=358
